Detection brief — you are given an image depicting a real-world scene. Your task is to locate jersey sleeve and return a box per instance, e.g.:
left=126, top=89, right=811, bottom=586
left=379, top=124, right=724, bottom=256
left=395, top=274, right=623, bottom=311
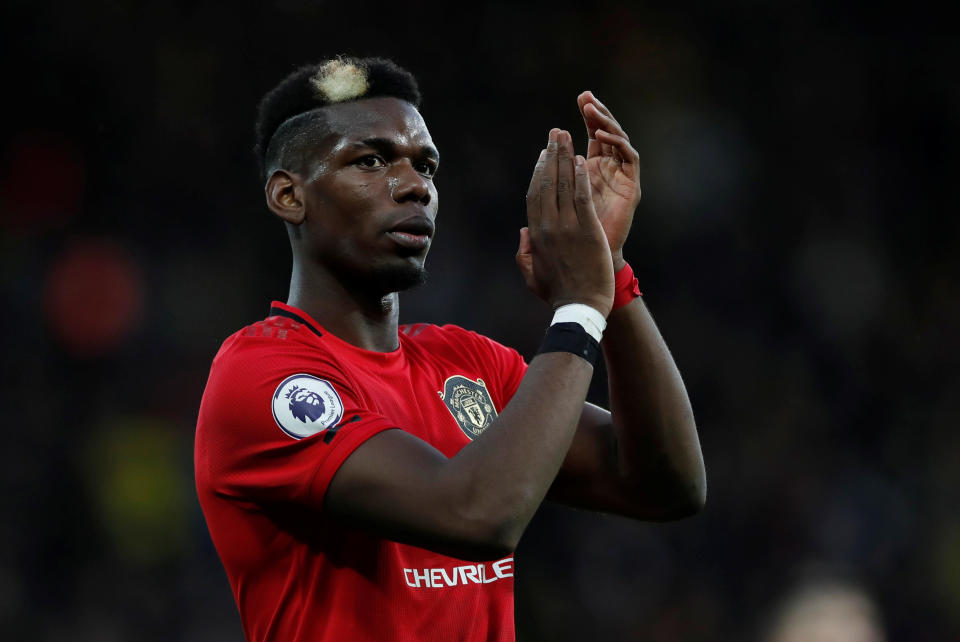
left=444, top=326, right=529, bottom=408
left=195, top=338, right=396, bottom=510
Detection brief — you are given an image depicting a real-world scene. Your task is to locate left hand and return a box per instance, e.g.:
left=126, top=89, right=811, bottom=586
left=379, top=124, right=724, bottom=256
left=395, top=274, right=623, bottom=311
left=577, top=91, right=642, bottom=271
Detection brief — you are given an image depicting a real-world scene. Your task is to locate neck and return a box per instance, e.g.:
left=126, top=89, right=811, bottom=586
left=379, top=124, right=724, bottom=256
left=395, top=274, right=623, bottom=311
left=286, top=260, right=401, bottom=352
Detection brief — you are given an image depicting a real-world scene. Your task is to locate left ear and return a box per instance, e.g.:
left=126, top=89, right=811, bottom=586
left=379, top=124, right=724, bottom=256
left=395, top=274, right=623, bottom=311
left=265, top=169, right=305, bottom=225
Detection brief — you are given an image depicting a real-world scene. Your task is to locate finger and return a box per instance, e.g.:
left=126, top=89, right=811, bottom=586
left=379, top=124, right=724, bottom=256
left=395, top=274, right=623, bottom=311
left=577, top=92, right=603, bottom=159
left=556, top=131, right=577, bottom=226
left=595, top=129, right=640, bottom=179
left=582, top=91, right=624, bottom=132
left=582, top=108, right=617, bottom=159
left=593, top=128, right=621, bottom=162
left=576, top=90, right=591, bottom=114
left=515, top=227, right=538, bottom=294
left=539, top=128, right=561, bottom=225
left=592, top=126, right=615, bottom=159
left=517, top=226, right=532, bottom=257
left=583, top=103, right=629, bottom=143
left=581, top=95, right=631, bottom=163
left=525, top=148, right=547, bottom=228
left=573, top=154, right=600, bottom=230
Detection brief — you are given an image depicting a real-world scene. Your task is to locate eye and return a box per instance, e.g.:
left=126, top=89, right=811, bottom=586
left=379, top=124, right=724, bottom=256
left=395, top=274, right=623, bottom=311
left=354, top=154, right=386, bottom=169
left=415, top=160, right=439, bottom=178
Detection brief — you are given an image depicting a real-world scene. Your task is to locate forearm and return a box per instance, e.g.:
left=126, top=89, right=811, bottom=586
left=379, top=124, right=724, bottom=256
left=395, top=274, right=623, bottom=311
left=447, top=351, right=594, bottom=547
left=603, top=296, right=706, bottom=515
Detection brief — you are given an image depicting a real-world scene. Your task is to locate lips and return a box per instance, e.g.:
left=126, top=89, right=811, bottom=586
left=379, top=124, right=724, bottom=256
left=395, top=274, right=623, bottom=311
left=385, top=215, right=434, bottom=253
left=388, top=216, right=434, bottom=238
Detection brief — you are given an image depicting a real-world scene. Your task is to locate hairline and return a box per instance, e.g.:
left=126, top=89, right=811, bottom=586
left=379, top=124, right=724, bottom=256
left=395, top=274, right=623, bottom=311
left=263, top=96, right=424, bottom=181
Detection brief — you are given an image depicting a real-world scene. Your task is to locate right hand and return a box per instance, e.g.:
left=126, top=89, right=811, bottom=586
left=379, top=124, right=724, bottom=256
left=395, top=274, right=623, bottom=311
left=516, top=129, right=615, bottom=317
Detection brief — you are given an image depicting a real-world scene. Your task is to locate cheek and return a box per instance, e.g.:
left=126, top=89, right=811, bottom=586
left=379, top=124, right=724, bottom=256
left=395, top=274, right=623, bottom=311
left=338, top=178, right=377, bottom=201
left=325, top=181, right=382, bottom=218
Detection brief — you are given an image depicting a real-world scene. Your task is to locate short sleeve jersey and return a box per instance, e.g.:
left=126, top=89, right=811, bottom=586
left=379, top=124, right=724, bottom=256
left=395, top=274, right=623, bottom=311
left=195, top=302, right=528, bottom=642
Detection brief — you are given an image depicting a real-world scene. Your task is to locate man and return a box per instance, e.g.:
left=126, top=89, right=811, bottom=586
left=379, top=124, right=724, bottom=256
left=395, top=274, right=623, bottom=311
left=195, top=56, right=705, bottom=642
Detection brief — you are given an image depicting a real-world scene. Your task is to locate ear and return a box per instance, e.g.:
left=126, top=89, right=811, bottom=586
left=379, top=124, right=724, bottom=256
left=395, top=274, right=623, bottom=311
left=265, top=170, right=305, bottom=225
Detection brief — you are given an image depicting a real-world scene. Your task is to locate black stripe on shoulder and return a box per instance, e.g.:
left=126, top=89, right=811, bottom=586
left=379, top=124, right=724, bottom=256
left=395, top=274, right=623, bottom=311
left=323, top=414, right=364, bottom=444
left=269, top=306, right=323, bottom=339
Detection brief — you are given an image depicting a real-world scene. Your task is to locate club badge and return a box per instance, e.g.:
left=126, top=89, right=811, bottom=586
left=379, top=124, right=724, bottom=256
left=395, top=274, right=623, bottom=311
left=272, top=374, right=344, bottom=439
left=439, top=375, right=498, bottom=440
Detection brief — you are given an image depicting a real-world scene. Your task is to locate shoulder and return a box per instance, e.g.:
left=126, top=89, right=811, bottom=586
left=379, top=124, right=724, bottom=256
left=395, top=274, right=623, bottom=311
left=196, top=315, right=369, bottom=478
left=214, top=314, right=316, bottom=358
left=400, top=322, right=503, bottom=353
left=400, top=322, right=527, bottom=372
left=399, top=322, right=499, bottom=346
left=210, top=314, right=333, bottom=375
left=200, top=315, right=346, bottom=429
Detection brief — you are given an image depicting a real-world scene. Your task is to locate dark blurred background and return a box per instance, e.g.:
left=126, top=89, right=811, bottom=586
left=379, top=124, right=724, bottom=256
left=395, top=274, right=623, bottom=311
left=2, top=1, right=957, bottom=640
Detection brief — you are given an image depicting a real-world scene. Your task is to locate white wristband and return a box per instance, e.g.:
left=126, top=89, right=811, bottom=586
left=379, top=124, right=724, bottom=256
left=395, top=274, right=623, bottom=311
left=551, top=303, right=606, bottom=343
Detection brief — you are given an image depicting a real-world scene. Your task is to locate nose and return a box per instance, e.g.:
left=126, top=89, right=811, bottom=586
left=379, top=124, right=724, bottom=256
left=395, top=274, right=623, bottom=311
left=390, top=160, right=432, bottom=205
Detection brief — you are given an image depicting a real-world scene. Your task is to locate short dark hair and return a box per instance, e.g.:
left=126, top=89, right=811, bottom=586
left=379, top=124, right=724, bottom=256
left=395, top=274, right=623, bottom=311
left=254, top=56, right=421, bottom=180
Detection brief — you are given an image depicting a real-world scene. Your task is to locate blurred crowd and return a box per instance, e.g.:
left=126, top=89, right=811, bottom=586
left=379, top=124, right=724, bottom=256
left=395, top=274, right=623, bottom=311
left=1, top=1, right=957, bottom=640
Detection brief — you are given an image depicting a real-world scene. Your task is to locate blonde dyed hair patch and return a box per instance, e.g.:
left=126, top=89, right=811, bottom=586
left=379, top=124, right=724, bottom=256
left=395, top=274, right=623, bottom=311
left=310, top=59, right=370, bottom=103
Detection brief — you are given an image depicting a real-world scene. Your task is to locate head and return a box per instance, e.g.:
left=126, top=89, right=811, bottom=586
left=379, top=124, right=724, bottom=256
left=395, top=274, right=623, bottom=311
left=256, top=57, right=439, bottom=296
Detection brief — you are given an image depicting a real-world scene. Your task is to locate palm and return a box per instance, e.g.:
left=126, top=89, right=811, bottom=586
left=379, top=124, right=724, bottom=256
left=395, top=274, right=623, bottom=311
left=585, top=153, right=639, bottom=255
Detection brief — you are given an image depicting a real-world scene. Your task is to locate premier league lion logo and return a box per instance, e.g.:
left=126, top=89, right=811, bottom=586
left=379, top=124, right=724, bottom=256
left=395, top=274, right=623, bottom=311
left=286, top=385, right=326, bottom=423
left=272, top=374, right=344, bottom=439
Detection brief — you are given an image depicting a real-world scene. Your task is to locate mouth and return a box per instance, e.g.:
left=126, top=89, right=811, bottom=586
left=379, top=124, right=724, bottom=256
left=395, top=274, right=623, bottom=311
left=386, top=216, right=434, bottom=252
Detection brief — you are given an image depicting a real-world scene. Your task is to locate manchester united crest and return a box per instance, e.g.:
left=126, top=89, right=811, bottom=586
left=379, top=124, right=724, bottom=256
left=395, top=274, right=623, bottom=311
left=439, top=375, right=498, bottom=440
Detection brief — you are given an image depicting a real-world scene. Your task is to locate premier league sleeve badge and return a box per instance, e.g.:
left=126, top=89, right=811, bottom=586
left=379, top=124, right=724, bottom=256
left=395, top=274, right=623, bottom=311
left=272, top=374, right=345, bottom=439
left=438, top=375, right=498, bottom=440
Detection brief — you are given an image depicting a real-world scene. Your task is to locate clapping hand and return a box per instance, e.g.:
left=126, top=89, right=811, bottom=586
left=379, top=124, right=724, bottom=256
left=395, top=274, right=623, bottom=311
left=516, top=129, right=614, bottom=316
left=576, top=91, right=641, bottom=271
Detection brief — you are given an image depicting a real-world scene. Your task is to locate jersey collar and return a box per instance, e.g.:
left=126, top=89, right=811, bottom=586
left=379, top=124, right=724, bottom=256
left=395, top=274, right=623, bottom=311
left=268, top=301, right=324, bottom=339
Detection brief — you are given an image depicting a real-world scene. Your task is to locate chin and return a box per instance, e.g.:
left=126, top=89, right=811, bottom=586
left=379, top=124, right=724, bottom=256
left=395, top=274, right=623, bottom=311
left=362, top=260, right=428, bottom=295
left=378, top=264, right=428, bottom=293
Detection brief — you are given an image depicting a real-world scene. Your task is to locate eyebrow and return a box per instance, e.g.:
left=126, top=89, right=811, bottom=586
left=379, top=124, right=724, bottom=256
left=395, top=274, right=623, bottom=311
left=350, top=137, right=440, bottom=161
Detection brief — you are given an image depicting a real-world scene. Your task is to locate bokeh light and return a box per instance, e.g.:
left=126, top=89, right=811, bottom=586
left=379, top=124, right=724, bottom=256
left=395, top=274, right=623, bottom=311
left=42, top=239, right=145, bottom=357
left=83, top=417, right=190, bottom=566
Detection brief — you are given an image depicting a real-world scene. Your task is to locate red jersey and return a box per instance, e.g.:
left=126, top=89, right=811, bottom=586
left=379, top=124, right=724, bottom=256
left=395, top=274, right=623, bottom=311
left=195, top=302, right=528, bottom=642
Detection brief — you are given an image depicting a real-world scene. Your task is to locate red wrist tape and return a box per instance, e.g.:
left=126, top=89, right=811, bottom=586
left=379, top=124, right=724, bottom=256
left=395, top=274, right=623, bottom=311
left=612, top=262, right=642, bottom=310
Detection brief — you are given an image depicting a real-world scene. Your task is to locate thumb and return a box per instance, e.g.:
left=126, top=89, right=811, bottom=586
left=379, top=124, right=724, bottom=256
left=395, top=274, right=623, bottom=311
left=517, top=226, right=532, bottom=257
left=515, top=227, right=535, bottom=287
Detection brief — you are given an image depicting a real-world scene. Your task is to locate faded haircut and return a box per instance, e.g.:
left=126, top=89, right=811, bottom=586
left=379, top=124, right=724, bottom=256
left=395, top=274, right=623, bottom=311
left=254, top=56, right=422, bottom=181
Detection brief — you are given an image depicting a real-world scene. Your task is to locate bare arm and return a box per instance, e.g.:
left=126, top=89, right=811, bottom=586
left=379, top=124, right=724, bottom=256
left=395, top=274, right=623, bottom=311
left=549, top=297, right=706, bottom=520
left=326, top=351, right=594, bottom=560
left=326, top=129, right=615, bottom=560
